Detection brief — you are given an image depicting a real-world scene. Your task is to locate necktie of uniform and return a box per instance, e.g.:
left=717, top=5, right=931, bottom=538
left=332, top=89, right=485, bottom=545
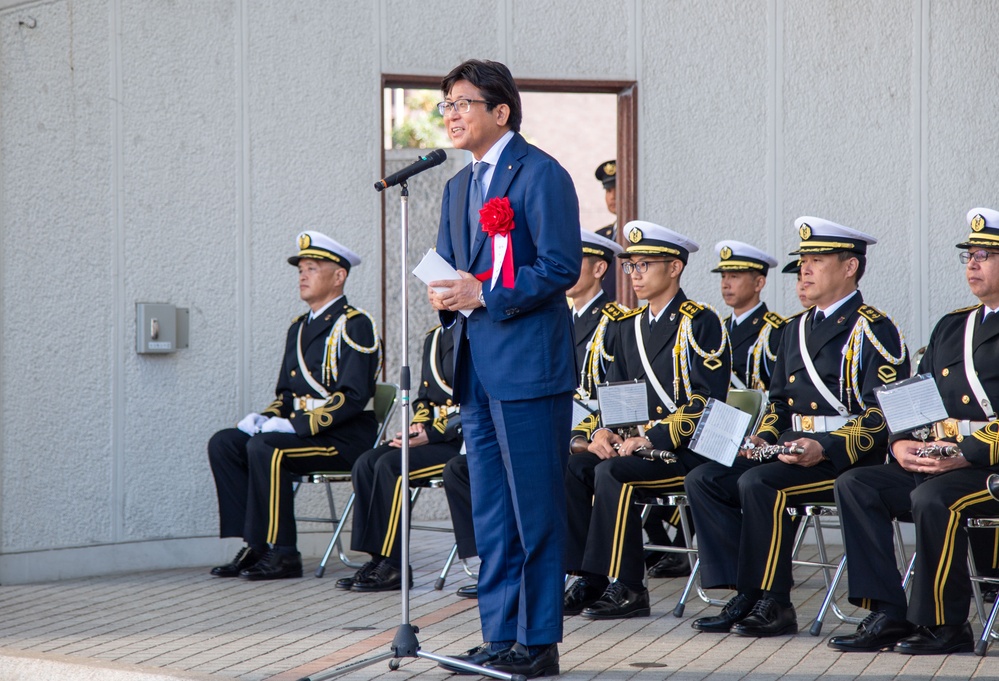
left=468, top=162, right=489, bottom=258
left=812, top=310, right=826, bottom=329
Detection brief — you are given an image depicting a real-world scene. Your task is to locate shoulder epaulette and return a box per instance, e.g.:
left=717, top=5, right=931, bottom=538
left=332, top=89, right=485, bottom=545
left=679, top=300, right=705, bottom=320
left=613, top=304, right=646, bottom=321
left=763, top=311, right=786, bottom=329
left=345, top=306, right=363, bottom=319
left=601, top=301, right=633, bottom=321
left=947, top=303, right=983, bottom=316
left=858, top=304, right=886, bottom=323
left=293, top=313, right=308, bottom=323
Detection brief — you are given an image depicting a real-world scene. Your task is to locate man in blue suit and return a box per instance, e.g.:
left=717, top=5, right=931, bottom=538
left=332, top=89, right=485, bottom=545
left=428, top=59, right=581, bottom=679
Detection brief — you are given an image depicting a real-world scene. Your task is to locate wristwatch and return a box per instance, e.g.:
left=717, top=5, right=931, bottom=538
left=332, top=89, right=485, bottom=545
left=477, top=289, right=486, bottom=307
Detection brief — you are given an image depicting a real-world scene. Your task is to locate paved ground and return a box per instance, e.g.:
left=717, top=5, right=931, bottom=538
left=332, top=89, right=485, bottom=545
left=1, top=527, right=996, bottom=680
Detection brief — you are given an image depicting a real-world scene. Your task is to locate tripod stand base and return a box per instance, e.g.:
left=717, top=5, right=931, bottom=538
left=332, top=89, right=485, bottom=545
left=297, top=623, right=525, bottom=681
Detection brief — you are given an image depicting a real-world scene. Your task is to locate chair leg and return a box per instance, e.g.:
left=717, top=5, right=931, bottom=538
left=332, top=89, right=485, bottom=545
left=315, top=492, right=361, bottom=577
left=810, top=554, right=848, bottom=636
left=434, top=542, right=460, bottom=590
left=977, top=599, right=999, bottom=656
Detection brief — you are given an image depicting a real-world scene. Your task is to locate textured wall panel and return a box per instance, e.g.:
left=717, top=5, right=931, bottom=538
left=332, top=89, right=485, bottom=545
left=0, top=1, right=114, bottom=550
left=382, top=0, right=503, bottom=74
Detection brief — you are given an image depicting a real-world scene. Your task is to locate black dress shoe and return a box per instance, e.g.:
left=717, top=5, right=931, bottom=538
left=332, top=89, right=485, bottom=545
left=731, top=597, right=798, bottom=637
left=581, top=582, right=651, bottom=620
left=335, top=559, right=380, bottom=590
left=896, top=622, right=975, bottom=655
left=647, top=553, right=691, bottom=578
left=827, top=611, right=916, bottom=652
left=692, top=593, right=755, bottom=633
left=455, top=583, right=478, bottom=599
left=239, top=550, right=303, bottom=581
left=485, top=643, right=559, bottom=679
left=438, top=641, right=514, bottom=674
left=210, top=546, right=262, bottom=578
left=563, top=576, right=607, bottom=616
left=350, top=560, right=412, bottom=592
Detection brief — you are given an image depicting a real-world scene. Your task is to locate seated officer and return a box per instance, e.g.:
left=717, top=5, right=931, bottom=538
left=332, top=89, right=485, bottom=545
left=594, top=160, right=619, bottom=300
left=437, top=228, right=627, bottom=600
left=829, top=207, right=999, bottom=654
left=336, top=324, right=461, bottom=592
left=713, top=240, right=786, bottom=390
left=686, top=216, right=909, bottom=636
left=564, top=221, right=730, bottom=619
left=207, top=232, right=381, bottom=580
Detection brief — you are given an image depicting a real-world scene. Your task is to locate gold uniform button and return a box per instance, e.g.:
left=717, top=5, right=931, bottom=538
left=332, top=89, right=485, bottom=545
left=423, top=381, right=429, bottom=387
left=445, top=399, right=453, bottom=406
left=962, top=395, right=971, bottom=404
left=941, top=368, right=949, bottom=377
left=789, top=375, right=796, bottom=383
left=291, top=370, right=297, bottom=377
left=957, top=434, right=965, bottom=442
left=289, top=412, right=296, bottom=418
left=656, top=406, right=663, bottom=414
left=788, top=398, right=794, bottom=406
left=811, top=402, right=818, bottom=410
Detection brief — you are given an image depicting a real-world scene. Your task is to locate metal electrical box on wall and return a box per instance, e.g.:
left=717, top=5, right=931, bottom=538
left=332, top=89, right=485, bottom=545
left=136, top=303, right=190, bottom=354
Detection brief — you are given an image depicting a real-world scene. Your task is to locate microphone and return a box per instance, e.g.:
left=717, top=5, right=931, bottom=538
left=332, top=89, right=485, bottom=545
left=374, top=149, right=447, bottom=191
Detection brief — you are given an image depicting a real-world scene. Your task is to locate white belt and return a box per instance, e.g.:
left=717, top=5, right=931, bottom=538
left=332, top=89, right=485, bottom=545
left=792, top=414, right=850, bottom=433
left=930, top=418, right=991, bottom=439
left=296, top=396, right=374, bottom=412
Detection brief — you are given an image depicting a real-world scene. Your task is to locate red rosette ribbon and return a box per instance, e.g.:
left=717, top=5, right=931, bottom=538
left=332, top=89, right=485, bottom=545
left=476, top=197, right=516, bottom=289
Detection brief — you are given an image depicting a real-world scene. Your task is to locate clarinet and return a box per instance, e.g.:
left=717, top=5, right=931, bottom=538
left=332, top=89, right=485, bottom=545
left=740, top=439, right=805, bottom=462
left=614, top=443, right=677, bottom=463
left=914, top=443, right=962, bottom=459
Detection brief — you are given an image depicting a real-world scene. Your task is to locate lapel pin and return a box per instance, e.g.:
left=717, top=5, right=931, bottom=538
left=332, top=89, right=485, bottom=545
left=325, top=314, right=332, bottom=321
left=507, top=165, right=512, bottom=170
left=669, top=313, right=677, bottom=322
left=837, top=316, right=845, bottom=324
left=752, top=318, right=759, bottom=325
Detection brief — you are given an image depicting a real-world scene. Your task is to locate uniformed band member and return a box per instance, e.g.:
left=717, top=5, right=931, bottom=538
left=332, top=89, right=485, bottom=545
left=686, top=216, right=909, bottom=636
left=713, top=240, right=785, bottom=390
left=437, top=229, right=628, bottom=601
left=207, top=231, right=381, bottom=580
left=337, top=324, right=461, bottom=592
left=829, top=207, right=999, bottom=654
left=564, top=221, right=731, bottom=619
left=594, top=160, right=619, bottom=301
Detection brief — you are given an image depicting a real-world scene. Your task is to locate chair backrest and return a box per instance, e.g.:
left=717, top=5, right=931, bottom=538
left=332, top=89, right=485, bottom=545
left=726, top=388, right=767, bottom=436
left=372, top=382, right=400, bottom=446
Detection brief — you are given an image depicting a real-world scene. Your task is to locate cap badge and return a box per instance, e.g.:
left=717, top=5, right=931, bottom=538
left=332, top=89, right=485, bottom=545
left=298, top=233, right=311, bottom=249
left=604, top=162, right=617, bottom=177
left=720, top=246, right=733, bottom=260
left=628, top=226, right=643, bottom=243
left=972, top=214, right=986, bottom=232
left=799, top=223, right=812, bottom=240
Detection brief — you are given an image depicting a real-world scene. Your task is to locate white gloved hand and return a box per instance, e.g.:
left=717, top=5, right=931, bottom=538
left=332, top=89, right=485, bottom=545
left=259, top=417, right=295, bottom=434
left=236, top=413, right=268, bottom=435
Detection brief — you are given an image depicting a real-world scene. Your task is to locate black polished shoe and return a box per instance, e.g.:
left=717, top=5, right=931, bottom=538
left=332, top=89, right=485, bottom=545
left=455, top=583, right=478, bottom=599
left=581, top=581, right=651, bottom=620
left=210, top=546, right=262, bottom=578
left=563, top=576, right=607, bottom=616
left=731, top=597, right=798, bottom=637
left=485, top=643, right=559, bottom=679
left=827, top=611, right=916, bottom=652
left=896, top=622, right=975, bottom=655
left=350, top=560, right=412, bottom=592
left=239, top=550, right=303, bottom=581
left=335, top=559, right=381, bottom=590
left=692, top=593, right=756, bottom=633
left=647, top=553, right=691, bottom=578
left=438, top=641, right=514, bottom=674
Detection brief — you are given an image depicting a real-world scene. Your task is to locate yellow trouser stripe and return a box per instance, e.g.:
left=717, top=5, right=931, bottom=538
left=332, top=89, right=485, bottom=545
left=608, top=476, right=684, bottom=579
left=266, top=445, right=339, bottom=545
left=760, top=479, right=834, bottom=590
left=933, top=490, right=994, bottom=624
left=380, top=463, right=448, bottom=557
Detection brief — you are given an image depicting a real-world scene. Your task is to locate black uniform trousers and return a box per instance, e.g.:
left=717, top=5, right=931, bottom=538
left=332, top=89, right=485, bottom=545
left=565, top=452, right=698, bottom=587
left=685, top=456, right=838, bottom=596
left=836, top=462, right=999, bottom=626
left=350, top=440, right=463, bottom=563
left=208, top=414, right=375, bottom=548
left=442, top=455, right=478, bottom=559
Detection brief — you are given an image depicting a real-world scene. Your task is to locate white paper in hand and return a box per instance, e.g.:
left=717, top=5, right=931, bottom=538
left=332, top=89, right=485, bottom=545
left=412, top=249, right=473, bottom=317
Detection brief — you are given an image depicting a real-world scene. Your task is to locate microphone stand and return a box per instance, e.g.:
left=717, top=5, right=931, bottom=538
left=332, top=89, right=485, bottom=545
left=295, top=181, right=523, bottom=681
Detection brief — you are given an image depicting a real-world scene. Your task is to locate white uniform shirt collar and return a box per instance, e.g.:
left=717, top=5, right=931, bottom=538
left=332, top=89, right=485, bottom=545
left=473, top=130, right=515, bottom=194
left=816, top=290, right=858, bottom=319
left=649, top=295, right=676, bottom=323
left=309, top=294, right=343, bottom=322
left=574, top=291, right=603, bottom=317
left=732, top=301, right=764, bottom=326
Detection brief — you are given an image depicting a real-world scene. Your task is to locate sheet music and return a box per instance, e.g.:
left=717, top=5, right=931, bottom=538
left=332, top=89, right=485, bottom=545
left=874, top=374, right=949, bottom=435
left=596, top=381, right=649, bottom=428
left=571, top=399, right=597, bottom=429
left=412, top=249, right=473, bottom=318
left=690, top=398, right=752, bottom=467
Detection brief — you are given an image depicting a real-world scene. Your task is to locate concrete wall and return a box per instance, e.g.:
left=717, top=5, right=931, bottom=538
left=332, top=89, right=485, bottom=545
left=0, top=0, right=996, bottom=582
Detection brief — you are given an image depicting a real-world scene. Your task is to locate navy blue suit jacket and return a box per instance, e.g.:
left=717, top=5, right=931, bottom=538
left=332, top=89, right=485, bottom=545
left=436, top=133, right=581, bottom=402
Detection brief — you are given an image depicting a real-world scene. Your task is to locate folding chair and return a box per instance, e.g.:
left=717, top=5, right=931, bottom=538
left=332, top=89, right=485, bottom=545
left=293, top=381, right=399, bottom=577
left=967, top=516, right=999, bottom=656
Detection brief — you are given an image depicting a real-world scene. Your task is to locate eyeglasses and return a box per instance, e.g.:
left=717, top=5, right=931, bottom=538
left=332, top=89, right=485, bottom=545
left=437, top=98, right=489, bottom=115
left=960, top=250, right=997, bottom=264
left=621, top=259, right=670, bottom=274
